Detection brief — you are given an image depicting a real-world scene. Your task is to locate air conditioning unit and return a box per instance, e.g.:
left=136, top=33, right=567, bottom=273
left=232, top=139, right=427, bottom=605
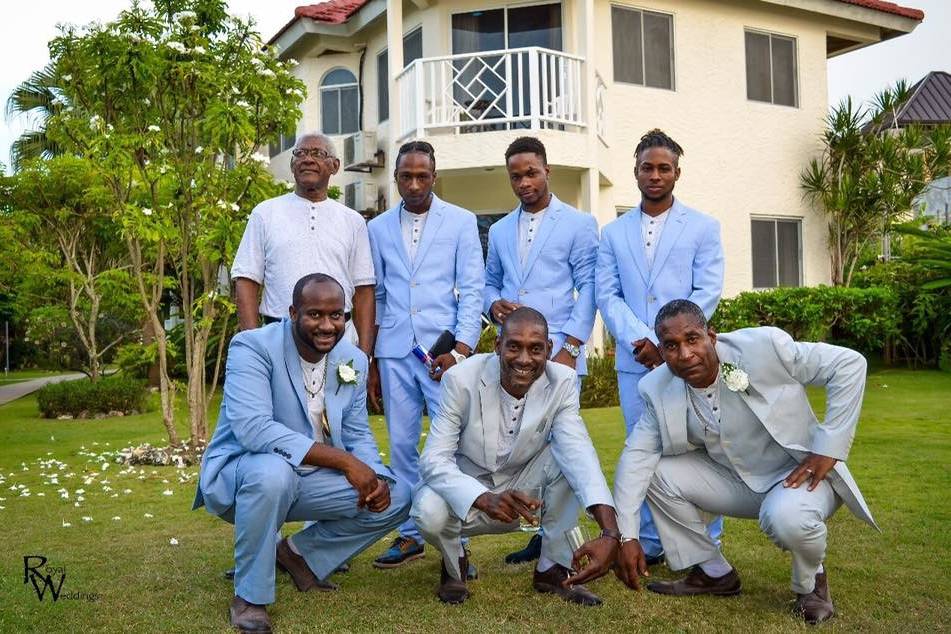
left=343, top=131, right=383, bottom=172
left=345, top=180, right=381, bottom=213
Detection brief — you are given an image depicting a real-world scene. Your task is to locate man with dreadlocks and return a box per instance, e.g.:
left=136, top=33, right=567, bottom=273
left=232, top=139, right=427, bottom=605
left=367, top=140, right=485, bottom=569
left=595, top=128, right=724, bottom=565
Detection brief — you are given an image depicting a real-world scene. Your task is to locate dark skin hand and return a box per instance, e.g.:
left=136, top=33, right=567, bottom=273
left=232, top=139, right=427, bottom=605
left=473, top=490, right=540, bottom=524
left=783, top=453, right=838, bottom=491
left=633, top=338, right=663, bottom=369
left=490, top=299, right=521, bottom=324
left=302, top=443, right=389, bottom=511
left=615, top=538, right=650, bottom=590
left=563, top=504, right=621, bottom=587
left=429, top=343, right=472, bottom=381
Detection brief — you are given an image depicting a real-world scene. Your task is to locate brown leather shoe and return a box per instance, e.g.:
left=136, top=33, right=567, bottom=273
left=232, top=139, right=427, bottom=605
left=795, top=571, right=835, bottom=625
left=647, top=565, right=742, bottom=597
left=437, top=553, right=470, bottom=604
left=532, top=564, right=603, bottom=606
left=229, top=596, right=271, bottom=633
left=275, top=537, right=339, bottom=592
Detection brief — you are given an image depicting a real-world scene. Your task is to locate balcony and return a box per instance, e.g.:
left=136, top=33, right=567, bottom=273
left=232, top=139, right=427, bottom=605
left=396, top=47, right=587, bottom=141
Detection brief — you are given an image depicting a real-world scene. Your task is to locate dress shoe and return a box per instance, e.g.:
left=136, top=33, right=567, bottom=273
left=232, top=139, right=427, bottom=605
left=225, top=561, right=349, bottom=580
left=532, top=564, right=603, bottom=606
left=795, top=571, right=835, bottom=625
left=229, top=595, right=271, bottom=633
left=437, top=554, right=470, bottom=604
left=647, top=565, right=742, bottom=597
left=373, top=536, right=425, bottom=568
left=504, top=533, right=542, bottom=565
left=645, top=553, right=665, bottom=567
left=275, top=537, right=339, bottom=592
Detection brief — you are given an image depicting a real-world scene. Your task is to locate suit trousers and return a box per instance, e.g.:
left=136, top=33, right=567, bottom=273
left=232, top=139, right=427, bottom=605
left=411, top=445, right=580, bottom=580
left=617, top=370, right=724, bottom=557
left=379, top=354, right=444, bottom=542
left=647, top=450, right=841, bottom=594
left=220, top=453, right=411, bottom=605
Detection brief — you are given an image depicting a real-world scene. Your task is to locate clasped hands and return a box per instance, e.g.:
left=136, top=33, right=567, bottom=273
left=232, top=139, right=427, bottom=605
left=343, top=457, right=391, bottom=513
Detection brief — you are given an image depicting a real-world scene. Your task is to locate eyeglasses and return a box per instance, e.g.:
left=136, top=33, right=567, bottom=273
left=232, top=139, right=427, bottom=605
left=292, top=148, right=335, bottom=160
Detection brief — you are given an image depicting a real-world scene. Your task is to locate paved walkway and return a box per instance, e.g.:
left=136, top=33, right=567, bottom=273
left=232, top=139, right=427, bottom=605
left=0, top=373, right=86, bottom=406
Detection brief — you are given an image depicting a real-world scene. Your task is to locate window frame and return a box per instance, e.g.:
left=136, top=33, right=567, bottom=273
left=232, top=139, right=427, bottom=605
left=610, top=4, right=676, bottom=91
left=743, top=28, right=799, bottom=108
left=319, top=67, right=359, bottom=135
left=750, top=215, right=804, bottom=289
left=377, top=26, right=424, bottom=124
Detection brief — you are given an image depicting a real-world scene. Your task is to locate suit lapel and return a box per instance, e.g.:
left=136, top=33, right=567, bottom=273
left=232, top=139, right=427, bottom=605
left=716, top=340, right=774, bottom=429
left=501, top=208, right=523, bottom=285
left=661, top=376, right=689, bottom=453
left=521, top=196, right=563, bottom=280
left=478, top=356, right=502, bottom=468
left=622, top=207, right=650, bottom=285
left=282, top=320, right=310, bottom=424
left=412, top=195, right=446, bottom=275
left=504, top=369, right=552, bottom=466
left=323, top=345, right=355, bottom=448
left=389, top=205, right=412, bottom=274
left=648, top=201, right=687, bottom=286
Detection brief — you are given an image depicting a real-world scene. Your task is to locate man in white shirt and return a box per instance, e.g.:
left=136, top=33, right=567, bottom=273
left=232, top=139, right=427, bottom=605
left=231, top=133, right=376, bottom=356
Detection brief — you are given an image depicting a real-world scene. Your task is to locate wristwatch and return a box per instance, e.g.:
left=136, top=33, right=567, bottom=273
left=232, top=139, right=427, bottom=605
left=562, top=342, right=581, bottom=358
left=599, top=528, right=622, bottom=543
left=449, top=349, right=467, bottom=365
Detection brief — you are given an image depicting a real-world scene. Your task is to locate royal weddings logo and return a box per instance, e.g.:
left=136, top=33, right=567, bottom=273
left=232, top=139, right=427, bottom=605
left=23, top=555, right=100, bottom=602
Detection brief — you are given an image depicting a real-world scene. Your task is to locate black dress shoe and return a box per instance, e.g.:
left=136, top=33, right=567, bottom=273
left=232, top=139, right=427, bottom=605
left=795, top=571, right=835, bottom=625
left=504, top=533, right=542, bottom=565
left=275, top=538, right=339, bottom=592
left=533, top=564, right=603, bottom=606
left=645, top=553, right=665, bottom=567
left=437, top=554, right=470, bottom=604
left=229, top=595, right=272, bottom=633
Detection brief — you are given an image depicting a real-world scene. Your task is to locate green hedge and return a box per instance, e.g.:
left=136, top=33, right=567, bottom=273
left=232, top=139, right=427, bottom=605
left=36, top=376, right=147, bottom=419
left=710, top=286, right=901, bottom=354
left=579, top=354, right=619, bottom=409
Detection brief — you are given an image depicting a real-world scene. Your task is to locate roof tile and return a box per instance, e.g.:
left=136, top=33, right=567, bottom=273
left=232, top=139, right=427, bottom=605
left=295, top=1, right=370, bottom=25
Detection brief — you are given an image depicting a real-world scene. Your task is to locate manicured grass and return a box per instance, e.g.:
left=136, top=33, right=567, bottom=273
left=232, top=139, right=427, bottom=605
left=0, top=367, right=948, bottom=632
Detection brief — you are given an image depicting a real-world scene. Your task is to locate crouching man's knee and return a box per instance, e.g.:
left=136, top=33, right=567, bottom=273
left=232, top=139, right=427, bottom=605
left=411, top=485, right=453, bottom=542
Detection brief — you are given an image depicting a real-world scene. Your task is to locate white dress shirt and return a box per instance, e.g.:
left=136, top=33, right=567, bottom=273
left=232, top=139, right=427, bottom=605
left=496, top=385, right=527, bottom=468
left=231, top=192, right=375, bottom=318
left=640, top=208, right=670, bottom=269
left=517, top=206, right=548, bottom=265
left=400, top=206, right=428, bottom=264
left=300, top=354, right=328, bottom=444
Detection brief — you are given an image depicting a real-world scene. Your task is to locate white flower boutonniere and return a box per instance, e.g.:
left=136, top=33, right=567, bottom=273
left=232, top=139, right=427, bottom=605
left=336, top=360, right=358, bottom=394
left=721, top=362, right=750, bottom=393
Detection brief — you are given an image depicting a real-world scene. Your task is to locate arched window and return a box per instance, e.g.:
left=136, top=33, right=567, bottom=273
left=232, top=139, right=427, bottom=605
left=321, top=68, right=358, bottom=135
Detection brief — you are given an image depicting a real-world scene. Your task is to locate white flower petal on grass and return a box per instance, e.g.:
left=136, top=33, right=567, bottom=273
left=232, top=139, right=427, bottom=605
left=112, top=516, right=121, bottom=521
left=144, top=513, right=154, bottom=518
left=123, top=489, right=132, bottom=494
left=62, top=520, right=71, bottom=527
left=142, top=207, right=153, bottom=216
left=162, top=479, right=169, bottom=484
left=169, top=538, right=179, bottom=546
left=162, top=489, right=174, bottom=496
left=82, top=516, right=93, bottom=522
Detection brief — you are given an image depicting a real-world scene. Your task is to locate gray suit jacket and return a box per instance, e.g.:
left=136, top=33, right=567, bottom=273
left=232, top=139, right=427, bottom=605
left=418, top=353, right=614, bottom=520
left=613, top=326, right=877, bottom=538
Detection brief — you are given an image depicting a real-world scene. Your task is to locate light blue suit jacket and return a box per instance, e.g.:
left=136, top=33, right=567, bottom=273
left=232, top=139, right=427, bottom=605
left=483, top=194, right=599, bottom=374
left=596, top=199, right=723, bottom=374
left=193, top=321, right=388, bottom=515
left=368, top=194, right=485, bottom=358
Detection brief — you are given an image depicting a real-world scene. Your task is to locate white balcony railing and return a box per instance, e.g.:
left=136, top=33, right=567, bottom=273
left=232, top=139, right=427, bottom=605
left=396, top=47, right=586, bottom=140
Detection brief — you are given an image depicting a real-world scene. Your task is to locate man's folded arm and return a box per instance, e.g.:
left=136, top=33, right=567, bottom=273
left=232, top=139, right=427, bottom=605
left=769, top=327, right=867, bottom=462
left=223, top=336, right=314, bottom=466
left=418, top=373, right=489, bottom=518
left=613, top=398, right=664, bottom=538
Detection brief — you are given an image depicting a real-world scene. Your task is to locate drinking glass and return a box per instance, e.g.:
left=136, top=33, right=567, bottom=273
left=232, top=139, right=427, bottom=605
left=518, top=485, right=543, bottom=532
left=564, top=525, right=591, bottom=571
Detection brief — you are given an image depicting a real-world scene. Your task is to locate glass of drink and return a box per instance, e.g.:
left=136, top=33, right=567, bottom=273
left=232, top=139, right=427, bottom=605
left=518, top=485, right=543, bottom=532
left=564, top=526, right=591, bottom=572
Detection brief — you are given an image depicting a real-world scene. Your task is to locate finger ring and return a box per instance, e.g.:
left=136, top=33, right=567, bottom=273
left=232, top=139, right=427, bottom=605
left=805, top=468, right=815, bottom=474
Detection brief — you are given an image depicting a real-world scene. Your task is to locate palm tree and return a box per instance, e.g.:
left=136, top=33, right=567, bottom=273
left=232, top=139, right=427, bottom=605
left=5, top=64, right=63, bottom=171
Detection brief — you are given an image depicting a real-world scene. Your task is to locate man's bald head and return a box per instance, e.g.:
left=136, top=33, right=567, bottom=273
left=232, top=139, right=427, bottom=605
left=500, top=307, right=549, bottom=340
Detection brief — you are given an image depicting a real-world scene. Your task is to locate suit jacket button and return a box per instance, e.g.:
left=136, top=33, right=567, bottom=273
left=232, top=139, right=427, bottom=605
left=273, top=448, right=278, bottom=453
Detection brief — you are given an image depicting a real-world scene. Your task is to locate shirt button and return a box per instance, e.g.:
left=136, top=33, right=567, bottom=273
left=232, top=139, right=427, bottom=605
left=519, top=289, right=527, bottom=295
left=646, top=241, right=651, bottom=247
left=647, top=295, right=655, bottom=303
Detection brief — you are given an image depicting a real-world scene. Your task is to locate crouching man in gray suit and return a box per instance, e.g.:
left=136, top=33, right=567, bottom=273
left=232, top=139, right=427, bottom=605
left=613, top=299, right=876, bottom=625
left=412, top=307, right=621, bottom=605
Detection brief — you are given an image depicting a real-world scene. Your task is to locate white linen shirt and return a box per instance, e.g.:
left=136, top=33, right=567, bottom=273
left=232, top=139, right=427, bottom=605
left=231, top=192, right=375, bottom=318
left=640, top=208, right=670, bottom=270
left=517, top=206, right=548, bottom=265
left=400, top=206, right=428, bottom=264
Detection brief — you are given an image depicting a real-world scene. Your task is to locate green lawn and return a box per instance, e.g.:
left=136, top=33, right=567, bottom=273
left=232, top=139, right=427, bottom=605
left=0, top=367, right=948, bottom=632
